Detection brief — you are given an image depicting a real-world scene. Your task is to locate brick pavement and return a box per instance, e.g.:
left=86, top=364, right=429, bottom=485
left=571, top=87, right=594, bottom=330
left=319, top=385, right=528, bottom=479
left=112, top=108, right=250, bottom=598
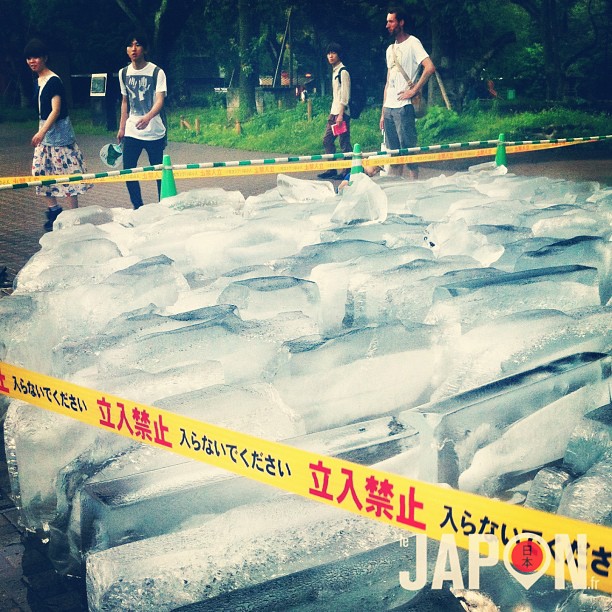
left=0, top=122, right=609, bottom=610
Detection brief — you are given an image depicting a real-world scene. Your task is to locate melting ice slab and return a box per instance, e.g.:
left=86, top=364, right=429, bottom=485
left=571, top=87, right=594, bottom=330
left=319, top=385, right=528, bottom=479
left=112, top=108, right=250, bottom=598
left=86, top=495, right=404, bottom=611
left=0, top=169, right=610, bottom=609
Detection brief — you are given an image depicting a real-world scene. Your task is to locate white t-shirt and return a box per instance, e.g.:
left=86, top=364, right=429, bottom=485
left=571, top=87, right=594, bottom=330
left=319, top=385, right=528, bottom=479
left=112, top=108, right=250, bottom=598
left=384, top=36, right=429, bottom=109
left=119, top=62, right=167, bottom=140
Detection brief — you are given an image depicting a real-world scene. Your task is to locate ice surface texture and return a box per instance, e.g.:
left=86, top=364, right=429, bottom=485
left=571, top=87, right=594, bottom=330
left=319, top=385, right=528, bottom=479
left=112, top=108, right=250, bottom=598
left=0, top=167, right=610, bottom=609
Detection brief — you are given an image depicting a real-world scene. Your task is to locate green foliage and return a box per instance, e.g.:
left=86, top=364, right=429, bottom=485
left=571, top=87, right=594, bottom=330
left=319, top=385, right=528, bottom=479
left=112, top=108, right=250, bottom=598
left=417, top=107, right=463, bottom=146
left=163, top=101, right=611, bottom=156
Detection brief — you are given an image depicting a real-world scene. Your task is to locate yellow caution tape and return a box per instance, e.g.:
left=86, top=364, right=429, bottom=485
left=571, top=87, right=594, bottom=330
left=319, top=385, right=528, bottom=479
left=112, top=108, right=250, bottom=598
left=1, top=360, right=610, bottom=592
left=370, top=141, right=579, bottom=168
left=0, top=141, right=581, bottom=186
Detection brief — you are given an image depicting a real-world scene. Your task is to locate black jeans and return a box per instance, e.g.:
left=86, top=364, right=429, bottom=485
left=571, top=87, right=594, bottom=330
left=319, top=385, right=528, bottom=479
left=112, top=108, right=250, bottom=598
left=122, top=136, right=165, bottom=208
left=322, top=114, right=352, bottom=155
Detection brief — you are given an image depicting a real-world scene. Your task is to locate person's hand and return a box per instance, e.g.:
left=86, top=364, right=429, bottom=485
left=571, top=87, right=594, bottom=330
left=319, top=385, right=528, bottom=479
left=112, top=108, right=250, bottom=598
left=117, top=127, right=125, bottom=142
left=31, top=131, right=44, bottom=147
left=397, top=87, right=417, bottom=101
left=135, top=116, right=150, bottom=130
left=379, top=115, right=385, bottom=131
left=336, top=114, right=344, bottom=124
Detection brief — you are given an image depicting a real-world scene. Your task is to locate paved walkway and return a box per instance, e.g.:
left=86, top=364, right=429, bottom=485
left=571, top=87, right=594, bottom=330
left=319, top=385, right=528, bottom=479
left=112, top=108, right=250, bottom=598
left=0, top=122, right=609, bottom=610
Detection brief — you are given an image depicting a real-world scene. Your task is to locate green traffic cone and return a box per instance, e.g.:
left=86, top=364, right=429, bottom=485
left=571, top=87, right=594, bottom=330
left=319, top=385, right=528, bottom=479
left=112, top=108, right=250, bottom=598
left=160, top=154, right=177, bottom=199
left=349, top=144, right=364, bottom=184
left=495, top=133, right=507, bottom=167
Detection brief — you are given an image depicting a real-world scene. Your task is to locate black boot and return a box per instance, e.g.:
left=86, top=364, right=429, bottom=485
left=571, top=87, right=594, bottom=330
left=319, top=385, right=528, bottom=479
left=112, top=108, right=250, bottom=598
left=44, top=205, right=63, bottom=231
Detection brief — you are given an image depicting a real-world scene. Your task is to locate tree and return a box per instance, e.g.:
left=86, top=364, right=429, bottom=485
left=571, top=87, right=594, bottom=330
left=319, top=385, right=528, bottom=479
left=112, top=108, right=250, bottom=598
left=2, top=0, right=610, bottom=113
left=508, top=0, right=611, bottom=99
left=237, top=0, right=260, bottom=118
left=114, top=0, right=201, bottom=67
left=0, top=0, right=30, bottom=107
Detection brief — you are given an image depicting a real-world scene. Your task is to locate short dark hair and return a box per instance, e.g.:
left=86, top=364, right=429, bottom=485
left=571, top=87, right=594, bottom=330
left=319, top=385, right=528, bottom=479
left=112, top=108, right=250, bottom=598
left=126, top=32, right=149, bottom=49
left=24, top=38, right=48, bottom=59
left=326, top=42, right=342, bottom=58
left=388, top=7, right=408, bottom=23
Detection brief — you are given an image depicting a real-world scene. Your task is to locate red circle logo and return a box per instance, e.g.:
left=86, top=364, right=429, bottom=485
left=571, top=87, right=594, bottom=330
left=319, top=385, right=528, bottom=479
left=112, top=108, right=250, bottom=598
left=510, top=539, right=545, bottom=574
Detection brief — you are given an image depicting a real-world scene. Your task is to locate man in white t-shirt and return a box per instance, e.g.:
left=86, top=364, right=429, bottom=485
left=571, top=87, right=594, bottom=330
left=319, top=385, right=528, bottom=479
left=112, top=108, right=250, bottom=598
left=117, top=33, right=167, bottom=209
left=380, top=8, right=435, bottom=180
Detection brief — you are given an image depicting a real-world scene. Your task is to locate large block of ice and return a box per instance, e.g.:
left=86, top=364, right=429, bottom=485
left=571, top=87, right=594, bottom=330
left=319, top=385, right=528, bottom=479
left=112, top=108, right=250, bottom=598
left=93, top=305, right=280, bottom=384
left=523, top=466, right=573, bottom=513
left=183, top=216, right=321, bottom=281
left=277, top=173, right=336, bottom=203
left=425, top=264, right=600, bottom=331
left=516, top=235, right=612, bottom=303
left=10, top=255, right=191, bottom=374
left=14, top=235, right=123, bottom=292
left=320, top=214, right=428, bottom=250
left=272, top=239, right=389, bottom=278
left=531, top=207, right=611, bottom=239
left=331, top=173, right=388, bottom=224
left=86, top=495, right=404, bottom=611
left=423, top=219, right=504, bottom=265
left=217, top=275, right=320, bottom=321
left=78, top=413, right=419, bottom=562
left=310, top=245, right=436, bottom=333
left=556, top=451, right=612, bottom=525
left=458, top=369, right=611, bottom=494
left=272, top=322, right=442, bottom=432
left=53, top=204, right=115, bottom=229
left=51, top=304, right=233, bottom=377
left=344, top=262, right=500, bottom=327
left=400, top=352, right=610, bottom=490
left=563, top=404, right=612, bottom=476
left=431, top=306, right=612, bottom=400
left=172, top=537, right=442, bottom=611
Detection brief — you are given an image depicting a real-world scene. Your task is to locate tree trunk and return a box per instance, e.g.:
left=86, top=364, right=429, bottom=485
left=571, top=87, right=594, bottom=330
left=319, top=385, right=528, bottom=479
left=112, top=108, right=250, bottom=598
left=429, top=9, right=445, bottom=107
left=510, top=0, right=566, bottom=100
left=238, top=0, right=258, bottom=119
left=541, top=0, right=564, bottom=99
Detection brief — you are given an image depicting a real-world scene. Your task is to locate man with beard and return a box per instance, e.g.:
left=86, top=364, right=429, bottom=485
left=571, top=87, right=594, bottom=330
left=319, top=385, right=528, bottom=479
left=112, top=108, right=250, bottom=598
left=380, top=8, right=435, bottom=179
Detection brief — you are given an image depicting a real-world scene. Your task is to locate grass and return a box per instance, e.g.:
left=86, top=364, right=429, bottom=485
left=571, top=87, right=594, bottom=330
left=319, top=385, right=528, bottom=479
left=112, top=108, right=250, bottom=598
left=167, top=99, right=611, bottom=155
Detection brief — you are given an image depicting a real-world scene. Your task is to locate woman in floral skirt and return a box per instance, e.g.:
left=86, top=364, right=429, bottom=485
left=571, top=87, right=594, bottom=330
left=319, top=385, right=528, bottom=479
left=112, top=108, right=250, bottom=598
left=24, top=38, right=92, bottom=231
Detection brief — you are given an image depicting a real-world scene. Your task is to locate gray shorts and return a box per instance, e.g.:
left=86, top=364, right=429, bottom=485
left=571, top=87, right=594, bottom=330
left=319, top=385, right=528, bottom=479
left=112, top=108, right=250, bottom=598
left=383, top=105, right=417, bottom=151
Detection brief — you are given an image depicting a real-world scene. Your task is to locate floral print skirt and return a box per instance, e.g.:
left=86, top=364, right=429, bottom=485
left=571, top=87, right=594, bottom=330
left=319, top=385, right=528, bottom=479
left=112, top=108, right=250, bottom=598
left=32, top=143, right=93, bottom=197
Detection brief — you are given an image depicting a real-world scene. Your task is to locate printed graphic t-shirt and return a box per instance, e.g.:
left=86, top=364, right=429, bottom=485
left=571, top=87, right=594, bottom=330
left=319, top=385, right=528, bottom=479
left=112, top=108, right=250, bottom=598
left=119, top=62, right=167, bottom=140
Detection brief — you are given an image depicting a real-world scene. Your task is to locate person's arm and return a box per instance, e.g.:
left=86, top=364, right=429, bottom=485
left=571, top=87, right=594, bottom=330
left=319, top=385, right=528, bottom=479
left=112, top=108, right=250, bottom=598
left=117, top=95, right=128, bottom=142
left=31, top=94, right=60, bottom=146
left=380, top=67, right=391, bottom=131
left=337, top=70, right=350, bottom=123
left=135, top=91, right=165, bottom=130
left=397, top=57, right=436, bottom=101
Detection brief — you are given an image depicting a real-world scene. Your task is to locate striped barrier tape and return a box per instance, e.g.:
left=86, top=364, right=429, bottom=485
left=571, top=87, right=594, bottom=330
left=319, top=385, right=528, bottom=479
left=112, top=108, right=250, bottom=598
left=372, top=141, right=581, bottom=169
left=0, top=135, right=609, bottom=189
left=73, top=141, right=581, bottom=183
left=0, top=360, right=610, bottom=593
